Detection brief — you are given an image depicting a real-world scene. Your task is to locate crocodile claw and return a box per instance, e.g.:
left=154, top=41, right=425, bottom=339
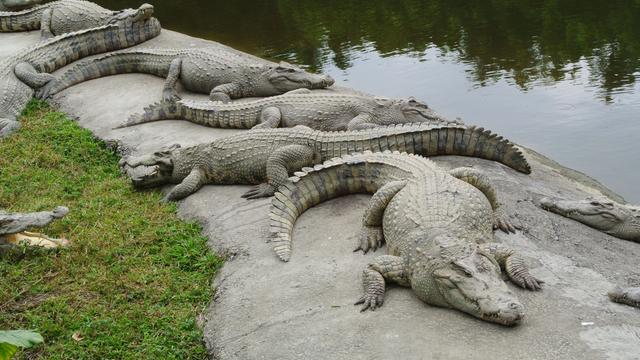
left=354, top=226, right=384, bottom=254
left=493, top=209, right=520, bottom=234
left=241, top=183, right=276, bottom=199
left=355, top=293, right=384, bottom=312
left=162, top=89, right=181, bottom=102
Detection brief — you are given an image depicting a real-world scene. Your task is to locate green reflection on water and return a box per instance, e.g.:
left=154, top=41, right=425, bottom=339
left=97, top=0, right=640, bottom=101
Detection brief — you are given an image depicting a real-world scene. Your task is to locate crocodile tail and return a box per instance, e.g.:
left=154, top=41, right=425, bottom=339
left=323, top=124, right=531, bottom=174
left=177, top=99, right=259, bottom=129
left=0, top=3, right=47, bottom=31
left=270, top=152, right=395, bottom=262
left=115, top=100, right=179, bottom=129
left=38, top=50, right=175, bottom=98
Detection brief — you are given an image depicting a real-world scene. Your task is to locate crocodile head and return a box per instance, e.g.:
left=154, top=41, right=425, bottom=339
left=397, top=97, right=450, bottom=123
left=540, top=197, right=640, bottom=241
left=108, top=3, right=155, bottom=25
left=119, top=144, right=179, bottom=188
left=262, top=62, right=334, bottom=93
left=411, top=237, right=525, bottom=326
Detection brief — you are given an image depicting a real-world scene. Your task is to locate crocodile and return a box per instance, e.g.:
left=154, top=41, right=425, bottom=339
left=608, top=286, right=640, bottom=308
left=0, top=7, right=161, bottom=138
left=0, top=0, right=154, bottom=39
left=118, top=123, right=531, bottom=202
left=540, top=197, right=640, bottom=242
left=35, top=48, right=334, bottom=102
left=118, top=92, right=456, bottom=131
left=0, top=0, right=41, bottom=11
left=0, top=206, right=69, bottom=248
left=268, top=151, right=542, bottom=325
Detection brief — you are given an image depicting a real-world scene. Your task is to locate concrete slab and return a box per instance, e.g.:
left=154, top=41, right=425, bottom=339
left=1, top=27, right=638, bottom=360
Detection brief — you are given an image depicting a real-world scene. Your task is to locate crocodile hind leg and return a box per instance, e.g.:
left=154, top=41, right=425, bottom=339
left=449, top=167, right=518, bottom=233
left=40, top=8, right=54, bottom=39
left=252, top=107, right=282, bottom=129
left=164, top=168, right=206, bottom=202
left=162, top=58, right=183, bottom=101
left=356, top=255, right=409, bottom=311
left=0, top=117, right=21, bottom=139
left=14, top=62, right=54, bottom=89
left=347, top=113, right=376, bottom=131
left=210, top=83, right=242, bottom=103
left=355, top=180, right=407, bottom=253
left=242, top=145, right=316, bottom=199
left=480, top=243, right=543, bottom=291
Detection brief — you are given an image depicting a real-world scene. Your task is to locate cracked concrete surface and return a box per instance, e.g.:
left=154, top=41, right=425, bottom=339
left=1, top=28, right=639, bottom=360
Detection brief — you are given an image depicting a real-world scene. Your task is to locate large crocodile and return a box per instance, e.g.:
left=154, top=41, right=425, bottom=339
left=35, top=48, right=334, bottom=102
left=540, top=197, right=640, bottom=242
left=0, top=7, right=161, bottom=138
left=268, top=151, right=542, bottom=325
left=0, top=0, right=41, bottom=11
left=0, top=206, right=69, bottom=248
left=0, top=0, right=154, bottom=39
left=119, top=123, right=531, bottom=202
left=118, top=92, right=455, bottom=131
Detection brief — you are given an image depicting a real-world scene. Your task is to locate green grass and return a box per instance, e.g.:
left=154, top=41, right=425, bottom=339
left=0, top=101, right=221, bottom=359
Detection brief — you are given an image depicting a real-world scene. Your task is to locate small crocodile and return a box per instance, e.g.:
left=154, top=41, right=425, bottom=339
left=540, top=197, right=640, bottom=242
left=0, top=206, right=69, bottom=248
left=268, top=151, right=542, bottom=326
left=119, top=123, right=531, bottom=202
left=0, top=0, right=154, bottom=39
left=118, top=92, right=455, bottom=131
left=0, top=8, right=161, bottom=138
left=0, top=0, right=41, bottom=11
left=608, top=286, right=640, bottom=309
left=36, top=48, right=334, bottom=102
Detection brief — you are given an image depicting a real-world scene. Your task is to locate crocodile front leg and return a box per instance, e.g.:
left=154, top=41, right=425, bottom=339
left=480, top=243, right=543, bottom=291
left=355, top=180, right=406, bottom=253
left=162, top=58, right=183, bottom=101
left=242, top=145, right=316, bottom=199
left=252, top=107, right=282, bottom=129
left=347, top=113, right=376, bottom=131
left=449, top=167, right=518, bottom=233
left=210, top=83, right=242, bottom=103
left=164, top=168, right=206, bottom=202
left=356, top=255, right=408, bottom=311
left=14, top=62, right=54, bottom=89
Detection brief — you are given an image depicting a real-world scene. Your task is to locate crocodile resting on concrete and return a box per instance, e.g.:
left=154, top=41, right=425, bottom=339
left=540, top=197, right=640, bottom=242
left=118, top=91, right=455, bottom=131
left=119, top=123, right=531, bottom=202
left=0, top=0, right=154, bottom=39
left=268, top=151, right=542, bottom=326
left=608, top=286, right=640, bottom=309
left=0, top=8, right=161, bottom=138
left=0, top=0, right=41, bottom=11
left=36, top=48, right=334, bottom=102
left=0, top=206, right=69, bottom=248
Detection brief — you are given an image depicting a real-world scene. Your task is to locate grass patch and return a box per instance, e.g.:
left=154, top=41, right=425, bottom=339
left=0, top=101, right=221, bottom=359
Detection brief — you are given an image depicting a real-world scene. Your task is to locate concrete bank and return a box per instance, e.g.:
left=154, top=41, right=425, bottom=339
left=1, top=28, right=638, bottom=360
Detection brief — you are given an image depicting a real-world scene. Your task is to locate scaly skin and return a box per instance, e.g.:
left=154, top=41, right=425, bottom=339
left=119, top=91, right=457, bottom=131
left=608, top=286, right=640, bottom=308
left=540, top=197, right=640, bottom=242
left=0, top=9, right=161, bottom=138
left=36, top=48, right=334, bottom=102
left=0, top=0, right=41, bottom=11
left=118, top=123, right=531, bottom=202
left=268, top=151, right=542, bottom=326
left=0, top=206, right=69, bottom=248
left=0, top=0, right=154, bottom=39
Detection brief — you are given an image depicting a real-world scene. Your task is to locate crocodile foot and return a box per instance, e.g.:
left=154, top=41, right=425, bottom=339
left=493, top=208, right=520, bottom=234
left=241, top=183, right=276, bottom=199
left=354, top=226, right=384, bottom=254
left=355, top=292, right=385, bottom=312
left=162, top=89, right=181, bottom=102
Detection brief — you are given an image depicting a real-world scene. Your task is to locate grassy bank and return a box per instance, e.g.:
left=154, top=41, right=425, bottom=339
left=0, top=101, right=221, bottom=359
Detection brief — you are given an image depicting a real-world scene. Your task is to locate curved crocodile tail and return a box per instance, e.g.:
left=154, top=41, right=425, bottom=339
left=38, top=50, right=177, bottom=99
left=270, top=151, right=426, bottom=261
left=115, top=100, right=179, bottom=129
left=314, top=123, right=531, bottom=174
left=0, top=3, right=47, bottom=32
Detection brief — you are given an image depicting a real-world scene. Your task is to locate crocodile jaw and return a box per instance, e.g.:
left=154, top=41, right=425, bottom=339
left=119, top=152, right=174, bottom=189
left=540, top=197, right=631, bottom=235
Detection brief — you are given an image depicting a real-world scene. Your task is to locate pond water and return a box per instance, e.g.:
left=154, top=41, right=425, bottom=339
left=97, top=0, right=640, bottom=202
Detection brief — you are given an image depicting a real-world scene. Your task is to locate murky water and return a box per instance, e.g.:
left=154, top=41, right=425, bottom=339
left=97, top=0, right=640, bottom=202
